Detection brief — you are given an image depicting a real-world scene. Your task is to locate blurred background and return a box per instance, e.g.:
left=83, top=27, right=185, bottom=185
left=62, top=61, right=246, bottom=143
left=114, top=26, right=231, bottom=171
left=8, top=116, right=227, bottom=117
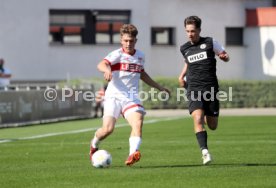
left=0, top=0, right=276, bottom=126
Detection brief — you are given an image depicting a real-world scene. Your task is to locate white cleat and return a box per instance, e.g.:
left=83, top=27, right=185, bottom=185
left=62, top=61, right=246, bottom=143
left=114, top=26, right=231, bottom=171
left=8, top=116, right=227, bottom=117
left=202, top=152, right=212, bottom=165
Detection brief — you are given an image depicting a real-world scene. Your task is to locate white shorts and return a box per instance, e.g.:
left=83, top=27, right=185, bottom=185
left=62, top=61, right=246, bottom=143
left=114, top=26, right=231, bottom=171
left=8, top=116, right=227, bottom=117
left=103, top=97, right=146, bottom=119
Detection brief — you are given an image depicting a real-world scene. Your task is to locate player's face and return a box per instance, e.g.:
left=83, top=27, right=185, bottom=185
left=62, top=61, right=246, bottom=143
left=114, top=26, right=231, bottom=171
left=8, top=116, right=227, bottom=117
left=121, top=34, right=137, bottom=55
left=185, top=24, right=201, bottom=44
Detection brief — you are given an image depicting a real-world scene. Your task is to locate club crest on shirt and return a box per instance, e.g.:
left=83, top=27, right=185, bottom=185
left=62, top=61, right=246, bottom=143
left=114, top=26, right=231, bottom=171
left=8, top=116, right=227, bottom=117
left=200, top=44, right=207, bottom=49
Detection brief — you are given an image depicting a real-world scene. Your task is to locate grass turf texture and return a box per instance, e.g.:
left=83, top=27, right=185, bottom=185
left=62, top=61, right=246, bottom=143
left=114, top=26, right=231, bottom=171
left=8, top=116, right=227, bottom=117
left=0, top=116, right=276, bottom=188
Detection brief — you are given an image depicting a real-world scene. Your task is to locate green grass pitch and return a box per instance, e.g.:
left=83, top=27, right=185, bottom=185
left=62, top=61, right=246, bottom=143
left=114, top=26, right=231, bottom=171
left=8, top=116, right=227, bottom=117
left=0, top=115, right=276, bottom=188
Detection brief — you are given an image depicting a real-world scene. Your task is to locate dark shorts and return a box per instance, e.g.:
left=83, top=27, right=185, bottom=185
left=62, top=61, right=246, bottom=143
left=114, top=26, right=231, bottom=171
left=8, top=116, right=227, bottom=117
left=187, top=91, right=220, bottom=117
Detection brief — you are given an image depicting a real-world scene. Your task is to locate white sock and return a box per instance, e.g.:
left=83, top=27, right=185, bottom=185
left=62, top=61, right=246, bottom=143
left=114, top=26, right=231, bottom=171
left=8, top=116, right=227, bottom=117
left=91, top=133, right=100, bottom=148
left=129, top=136, right=142, bottom=155
left=202, top=149, right=209, bottom=155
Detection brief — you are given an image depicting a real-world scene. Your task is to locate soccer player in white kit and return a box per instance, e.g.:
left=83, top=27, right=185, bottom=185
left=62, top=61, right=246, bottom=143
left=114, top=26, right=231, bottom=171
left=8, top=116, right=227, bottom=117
left=90, top=24, right=170, bottom=166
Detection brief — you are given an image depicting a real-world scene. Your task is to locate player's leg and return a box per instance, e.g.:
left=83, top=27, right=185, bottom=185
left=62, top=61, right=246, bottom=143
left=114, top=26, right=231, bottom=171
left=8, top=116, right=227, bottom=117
left=189, top=98, right=207, bottom=148
left=122, top=101, right=145, bottom=166
left=190, top=100, right=211, bottom=165
left=200, top=98, right=220, bottom=164
left=193, top=111, right=212, bottom=165
left=192, top=109, right=205, bottom=132
left=192, top=109, right=209, bottom=154
left=124, top=111, right=144, bottom=166
left=204, top=98, right=219, bottom=130
left=94, top=116, right=116, bottom=143
left=205, top=116, right=218, bottom=130
left=126, top=111, right=143, bottom=152
left=90, top=116, right=116, bottom=160
left=201, top=115, right=217, bottom=164
left=90, top=98, right=120, bottom=159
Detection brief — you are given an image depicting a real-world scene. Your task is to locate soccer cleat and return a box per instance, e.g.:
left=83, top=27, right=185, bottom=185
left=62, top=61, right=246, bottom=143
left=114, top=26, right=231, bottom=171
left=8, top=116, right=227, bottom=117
left=89, top=147, right=98, bottom=161
left=125, top=151, right=141, bottom=166
left=202, top=152, right=212, bottom=165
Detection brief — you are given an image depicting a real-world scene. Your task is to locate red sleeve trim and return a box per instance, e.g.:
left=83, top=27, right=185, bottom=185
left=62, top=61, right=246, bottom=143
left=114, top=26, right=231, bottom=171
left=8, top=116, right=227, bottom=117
left=103, top=58, right=112, bottom=65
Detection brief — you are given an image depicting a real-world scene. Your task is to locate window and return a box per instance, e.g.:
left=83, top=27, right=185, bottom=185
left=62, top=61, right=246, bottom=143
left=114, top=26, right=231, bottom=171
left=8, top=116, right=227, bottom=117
left=49, top=10, right=86, bottom=44
left=94, top=10, right=130, bottom=44
left=49, top=9, right=130, bottom=45
left=226, top=27, right=243, bottom=46
left=151, top=27, right=175, bottom=45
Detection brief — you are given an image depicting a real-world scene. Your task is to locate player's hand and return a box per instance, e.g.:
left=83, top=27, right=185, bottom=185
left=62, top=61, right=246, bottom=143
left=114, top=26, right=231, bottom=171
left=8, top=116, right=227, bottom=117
left=178, top=79, right=185, bottom=88
left=178, top=77, right=187, bottom=88
left=219, top=52, right=229, bottom=62
left=103, top=70, right=112, bottom=81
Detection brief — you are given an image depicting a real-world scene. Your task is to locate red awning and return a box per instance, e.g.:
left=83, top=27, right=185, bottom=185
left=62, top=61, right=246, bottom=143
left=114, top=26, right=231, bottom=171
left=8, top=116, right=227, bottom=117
left=246, top=7, right=276, bottom=27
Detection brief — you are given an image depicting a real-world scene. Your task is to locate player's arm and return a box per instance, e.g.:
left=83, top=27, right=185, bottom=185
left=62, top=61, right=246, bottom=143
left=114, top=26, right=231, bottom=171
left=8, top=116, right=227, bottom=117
left=140, top=71, right=170, bottom=95
left=213, top=39, right=230, bottom=62
left=97, top=60, right=112, bottom=81
left=178, top=62, right=187, bottom=87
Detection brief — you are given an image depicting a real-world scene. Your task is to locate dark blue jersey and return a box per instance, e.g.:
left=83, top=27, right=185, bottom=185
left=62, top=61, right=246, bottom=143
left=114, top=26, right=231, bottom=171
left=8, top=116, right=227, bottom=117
left=180, top=37, right=218, bottom=92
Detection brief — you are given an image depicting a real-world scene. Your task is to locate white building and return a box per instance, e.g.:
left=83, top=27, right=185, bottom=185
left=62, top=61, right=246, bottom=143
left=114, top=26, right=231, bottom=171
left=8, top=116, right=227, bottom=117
left=0, top=0, right=275, bottom=82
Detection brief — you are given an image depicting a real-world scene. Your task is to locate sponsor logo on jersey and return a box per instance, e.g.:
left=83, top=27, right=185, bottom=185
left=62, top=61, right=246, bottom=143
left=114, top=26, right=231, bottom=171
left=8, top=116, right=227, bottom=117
left=124, top=63, right=143, bottom=72
left=187, top=52, right=207, bottom=63
left=111, top=63, right=143, bottom=72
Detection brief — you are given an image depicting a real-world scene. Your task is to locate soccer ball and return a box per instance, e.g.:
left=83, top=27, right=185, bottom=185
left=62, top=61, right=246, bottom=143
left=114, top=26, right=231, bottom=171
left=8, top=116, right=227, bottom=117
left=91, top=150, right=112, bottom=168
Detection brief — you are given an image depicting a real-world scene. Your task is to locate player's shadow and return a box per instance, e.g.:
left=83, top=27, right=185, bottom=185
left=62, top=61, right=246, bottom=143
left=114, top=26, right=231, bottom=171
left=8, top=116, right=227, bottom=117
left=134, top=163, right=276, bottom=169
left=140, top=164, right=202, bottom=168
left=217, top=163, right=276, bottom=167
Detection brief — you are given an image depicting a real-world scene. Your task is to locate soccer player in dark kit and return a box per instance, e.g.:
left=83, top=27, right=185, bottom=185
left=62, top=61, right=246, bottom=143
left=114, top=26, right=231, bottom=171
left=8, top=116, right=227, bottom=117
left=178, top=16, right=230, bottom=165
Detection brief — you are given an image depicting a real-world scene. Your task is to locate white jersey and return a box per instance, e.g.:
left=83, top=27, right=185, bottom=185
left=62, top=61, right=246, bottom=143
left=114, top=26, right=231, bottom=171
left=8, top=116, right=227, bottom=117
left=104, top=48, right=145, bottom=100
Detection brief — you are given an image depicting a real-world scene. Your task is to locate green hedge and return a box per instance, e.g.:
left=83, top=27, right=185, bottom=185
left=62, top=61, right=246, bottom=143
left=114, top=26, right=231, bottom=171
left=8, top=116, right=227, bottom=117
left=141, top=78, right=276, bottom=109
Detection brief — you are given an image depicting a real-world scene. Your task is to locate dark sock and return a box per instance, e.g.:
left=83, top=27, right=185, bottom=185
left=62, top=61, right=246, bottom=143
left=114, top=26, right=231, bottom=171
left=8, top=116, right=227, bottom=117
left=196, top=131, right=208, bottom=150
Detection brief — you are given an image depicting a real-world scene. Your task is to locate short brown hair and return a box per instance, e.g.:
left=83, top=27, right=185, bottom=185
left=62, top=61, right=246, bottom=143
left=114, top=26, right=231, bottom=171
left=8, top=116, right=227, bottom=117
left=184, top=16, right=202, bottom=29
left=120, top=24, right=138, bottom=37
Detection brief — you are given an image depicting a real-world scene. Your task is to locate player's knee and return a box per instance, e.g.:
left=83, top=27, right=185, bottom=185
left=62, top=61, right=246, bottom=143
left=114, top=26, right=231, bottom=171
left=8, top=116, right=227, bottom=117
left=103, top=126, right=114, bottom=135
left=132, top=122, right=143, bottom=135
left=136, top=119, right=143, bottom=127
left=208, top=122, right=218, bottom=130
left=134, top=123, right=143, bottom=131
left=209, top=125, right=217, bottom=130
left=193, top=114, right=204, bottom=125
left=206, top=116, right=218, bottom=130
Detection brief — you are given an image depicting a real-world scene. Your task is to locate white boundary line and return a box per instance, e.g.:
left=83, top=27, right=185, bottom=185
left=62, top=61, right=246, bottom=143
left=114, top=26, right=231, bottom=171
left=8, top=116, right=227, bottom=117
left=0, top=117, right=183, bottom=144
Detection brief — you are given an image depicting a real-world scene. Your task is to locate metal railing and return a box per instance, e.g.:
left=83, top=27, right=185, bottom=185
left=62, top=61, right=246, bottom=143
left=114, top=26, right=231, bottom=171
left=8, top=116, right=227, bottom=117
left=0, top=85, right=96, bottom=128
